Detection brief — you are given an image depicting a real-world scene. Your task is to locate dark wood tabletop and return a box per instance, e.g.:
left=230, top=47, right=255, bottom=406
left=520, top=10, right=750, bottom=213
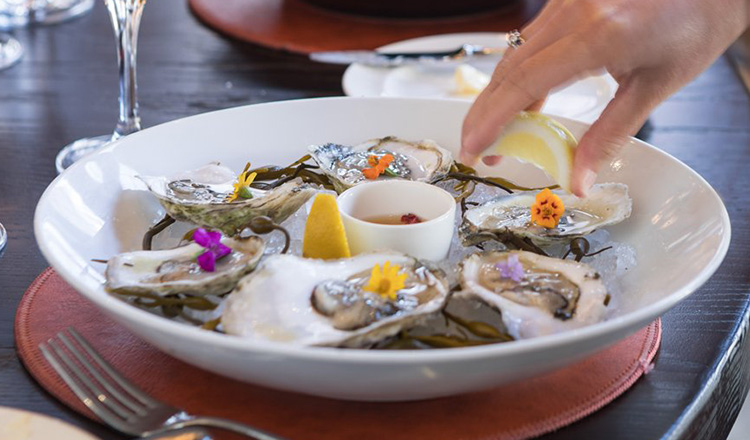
left=1, top=1, right=749, bottom=439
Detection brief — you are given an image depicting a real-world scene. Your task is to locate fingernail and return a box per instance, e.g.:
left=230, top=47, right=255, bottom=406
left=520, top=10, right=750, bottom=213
left=461, top=130, right=481, bottom=165
left=579, top=168, right=597, bottom=197
left=460, top=151, right=477, bottom=166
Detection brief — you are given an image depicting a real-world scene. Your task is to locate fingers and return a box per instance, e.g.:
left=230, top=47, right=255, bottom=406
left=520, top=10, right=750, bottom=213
left=571, top=76, right=658, bottom=197
left=462, top=33, right=602, bottom=164
left=521, top=0, right=562, bottom=40
left=526, top=97, right=547, bottom=112
left=461, top=2, right=574, bottom=165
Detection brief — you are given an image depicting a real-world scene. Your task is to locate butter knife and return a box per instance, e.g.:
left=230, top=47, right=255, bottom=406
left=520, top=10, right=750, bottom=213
left=309, top=43, right=504, bottom=67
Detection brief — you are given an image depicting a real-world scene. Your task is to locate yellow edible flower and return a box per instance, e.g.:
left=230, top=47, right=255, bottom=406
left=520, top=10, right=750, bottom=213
left=363, top=261, right=407, bottom=301
left=226, top=163, right=257, bottom=203
left=530, top=188, right=565, bottom=229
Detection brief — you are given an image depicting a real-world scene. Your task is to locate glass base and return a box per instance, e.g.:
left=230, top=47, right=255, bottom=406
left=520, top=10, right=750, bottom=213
left=0, top=34, right=22, bottom=70
left=32, top=0, right=95, bottom=25
left=55, top=134, right=113, bottom=174
left=0, top=223, right=6, bottom=254
left=0, top=0, right=94, bottom=28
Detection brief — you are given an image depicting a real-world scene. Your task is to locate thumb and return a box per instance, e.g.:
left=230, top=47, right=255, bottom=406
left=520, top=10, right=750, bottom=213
left=572, top=77, right=658, bottom=197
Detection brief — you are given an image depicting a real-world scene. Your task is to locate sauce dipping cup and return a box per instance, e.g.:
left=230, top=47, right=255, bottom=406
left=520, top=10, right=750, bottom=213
left=337, top=180, right=456, bottom=261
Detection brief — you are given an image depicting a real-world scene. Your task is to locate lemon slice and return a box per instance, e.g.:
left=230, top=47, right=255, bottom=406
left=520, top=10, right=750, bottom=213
left=303, top=193, right=351, bottom=260
left=454, top=64, right=490, bottom=96
left=488, top=111, right=578, bottom=193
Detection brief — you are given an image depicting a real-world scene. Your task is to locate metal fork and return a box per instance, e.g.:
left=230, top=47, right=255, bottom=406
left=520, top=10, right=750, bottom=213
left=39, top=328, right=288, bottom=440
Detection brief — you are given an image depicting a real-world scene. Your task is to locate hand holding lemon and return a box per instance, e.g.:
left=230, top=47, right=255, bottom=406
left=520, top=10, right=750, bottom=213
left=484, top=112, right=577, bottom=194
left=461, top=0, right=750, bottom=197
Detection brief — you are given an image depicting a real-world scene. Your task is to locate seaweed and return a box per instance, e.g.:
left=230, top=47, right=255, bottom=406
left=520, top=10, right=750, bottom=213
left=142, top=215, right=176, bottom=250
left=248, top=154, right=335, bottom=191
left=247, top=216, right=290, bottom=254
left=562, top=237, right=613, bottom=262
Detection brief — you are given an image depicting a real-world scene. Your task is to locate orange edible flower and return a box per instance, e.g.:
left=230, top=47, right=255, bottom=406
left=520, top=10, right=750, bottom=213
left=530, top=188, right=565, bottom=229
left=362, top=167, right=381, bottom=180
left=362, top=154, right=395, bottom=180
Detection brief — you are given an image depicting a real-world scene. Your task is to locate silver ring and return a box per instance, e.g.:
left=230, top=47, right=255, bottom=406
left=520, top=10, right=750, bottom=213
left=507, top=29, right=525, bottom=49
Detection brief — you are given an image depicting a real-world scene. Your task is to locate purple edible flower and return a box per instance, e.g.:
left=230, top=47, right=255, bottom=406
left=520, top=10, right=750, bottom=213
left=495, top=254, right=525, bottom=283
left=194, top=228, right=231, bottom=272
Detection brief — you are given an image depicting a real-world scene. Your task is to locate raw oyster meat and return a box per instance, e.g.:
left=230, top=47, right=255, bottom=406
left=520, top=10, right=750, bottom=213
left=221, top=252, right=451, bottom=347
left=308, top=136, right=453, bottom=193
left=140, top=163, right=316, bottom=235
left=461, top=183, right=631, bottom=246
left=457, top=251, right=608, bottom=339
left=106, top=236, right=264, bottom=296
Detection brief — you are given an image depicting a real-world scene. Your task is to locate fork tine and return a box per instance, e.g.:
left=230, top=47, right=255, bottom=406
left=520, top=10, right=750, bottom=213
left=67, top=327, right=161, bottom=407
left=58, top=331, right=148, bottom=415
left=40, top=341, right=134, bottom=434
left=47, top=337, right=135, bottom=419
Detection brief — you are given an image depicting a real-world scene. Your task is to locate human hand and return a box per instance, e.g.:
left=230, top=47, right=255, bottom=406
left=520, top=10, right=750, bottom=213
left=461, top=0, right=750, bottom=196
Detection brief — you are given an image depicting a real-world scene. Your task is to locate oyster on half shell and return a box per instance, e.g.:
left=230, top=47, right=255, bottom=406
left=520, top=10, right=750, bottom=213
left=140, top=163, right=316, bottom=235
left=106, top=236, right=265, bottom=296
left=457, top=251, right=608, bottom=339
left=461, top=183, right=632, bottom=246
left=221, top=252, right=451, bottom=347
left=308, top=136, right=453, bottom=193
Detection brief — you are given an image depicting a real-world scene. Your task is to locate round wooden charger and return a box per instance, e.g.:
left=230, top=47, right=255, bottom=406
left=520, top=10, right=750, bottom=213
left=16, top=268, right=661, bottom=440
left=187, top=0, right=546, bottom=53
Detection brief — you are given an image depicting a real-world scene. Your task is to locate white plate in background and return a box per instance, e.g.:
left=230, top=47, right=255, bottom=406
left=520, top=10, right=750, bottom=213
left=0, top=406, right=99, bottom=440
left=343, top=33, right=617, bottom=124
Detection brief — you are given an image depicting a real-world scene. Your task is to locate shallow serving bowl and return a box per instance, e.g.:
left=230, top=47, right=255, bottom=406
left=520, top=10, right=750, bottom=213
left=34, top=97, right=730, bottom=401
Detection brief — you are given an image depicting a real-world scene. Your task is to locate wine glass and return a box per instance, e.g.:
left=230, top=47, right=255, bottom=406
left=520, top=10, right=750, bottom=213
left=0, top=32, right=20, bottom=255
left=55, top=0, right=145, bottom=173
left=0, top=0, right=94, bottom=28
left=0, top=32, right=22, bottom=70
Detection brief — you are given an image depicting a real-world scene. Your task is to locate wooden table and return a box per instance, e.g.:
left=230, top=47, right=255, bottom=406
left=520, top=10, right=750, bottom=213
left=1, top=1, right=749, bottom=439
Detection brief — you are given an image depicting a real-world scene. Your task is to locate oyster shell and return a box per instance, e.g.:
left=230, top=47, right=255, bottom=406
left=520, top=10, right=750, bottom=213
left=457, top=251, right=607, bottom=339
left=140, top=163, right=316, bottom=235
left=461, top=183, right=631, bottom=246
left=308, top=136, right=453, bottom=193
left=221, top=252, right=451, bottom=347
left=106, top=236, right=265, bottom=296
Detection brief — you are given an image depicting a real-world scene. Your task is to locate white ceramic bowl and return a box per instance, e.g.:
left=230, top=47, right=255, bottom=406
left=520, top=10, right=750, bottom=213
left=337, top=180, right=456, bottom=260
left=34, top=97, right=730, bottom=401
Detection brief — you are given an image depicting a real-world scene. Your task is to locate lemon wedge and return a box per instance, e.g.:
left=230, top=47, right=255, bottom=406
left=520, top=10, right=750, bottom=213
left=454, top=64, right=490, bottom=96
left=488, top=111, right=578, bottom=193
left=303, top=193, right=351, bottom=260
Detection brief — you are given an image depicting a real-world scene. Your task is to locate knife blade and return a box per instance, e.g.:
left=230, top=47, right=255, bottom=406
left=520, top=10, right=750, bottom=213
left=309, top=44, right=504, bottom=67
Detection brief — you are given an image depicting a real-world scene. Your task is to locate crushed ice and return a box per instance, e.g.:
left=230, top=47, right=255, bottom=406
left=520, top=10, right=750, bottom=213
left=152, top=185, right=637, bottom=323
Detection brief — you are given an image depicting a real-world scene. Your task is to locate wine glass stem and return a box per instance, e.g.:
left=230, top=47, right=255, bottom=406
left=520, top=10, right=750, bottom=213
left=106, top=0, right=146, bottom=140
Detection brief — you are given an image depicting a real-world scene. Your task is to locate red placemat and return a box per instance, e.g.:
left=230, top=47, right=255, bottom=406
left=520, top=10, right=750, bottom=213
left=187, top=0, right=546, bottom=54
left=16, top=268, right=661, bottom=440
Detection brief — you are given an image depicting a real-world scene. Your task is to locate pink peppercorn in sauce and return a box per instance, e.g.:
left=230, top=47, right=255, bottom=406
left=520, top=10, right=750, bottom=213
left=361, top=213, right=424, bottom=225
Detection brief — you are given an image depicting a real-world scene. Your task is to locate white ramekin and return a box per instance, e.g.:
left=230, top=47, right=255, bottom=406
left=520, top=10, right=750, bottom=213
left=336, top=180, right=456, bottom=261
